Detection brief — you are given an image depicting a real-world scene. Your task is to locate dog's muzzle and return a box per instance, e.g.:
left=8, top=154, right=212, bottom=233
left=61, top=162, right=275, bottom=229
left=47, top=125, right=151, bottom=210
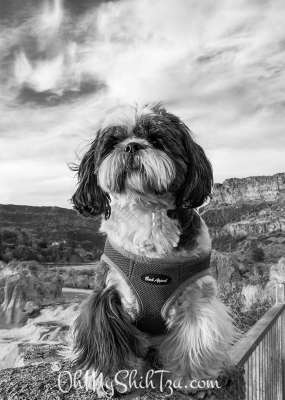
left=124, top=142, right=145, bottom=170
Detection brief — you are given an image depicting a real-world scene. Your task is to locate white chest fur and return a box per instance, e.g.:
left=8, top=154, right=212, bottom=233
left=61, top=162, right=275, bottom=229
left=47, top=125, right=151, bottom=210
left=100, top=200, right=180, bottom=257
left=100, top=196, right=211, bottom=259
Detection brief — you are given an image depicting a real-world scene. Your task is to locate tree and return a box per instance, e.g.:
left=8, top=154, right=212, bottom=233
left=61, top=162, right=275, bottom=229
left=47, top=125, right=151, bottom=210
left=2, top=228, right=18, bottom=241
left=82, top=240, right=93, bottom=251
left=252, top=247, right=265, bottom=262
left=2, top=251, right=13, bottom=262
left=38, top=238, right=48, bottom=249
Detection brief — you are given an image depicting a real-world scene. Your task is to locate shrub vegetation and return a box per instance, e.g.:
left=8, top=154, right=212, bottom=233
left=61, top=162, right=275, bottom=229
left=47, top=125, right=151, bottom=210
left=218, top=280, right=274, bottom=333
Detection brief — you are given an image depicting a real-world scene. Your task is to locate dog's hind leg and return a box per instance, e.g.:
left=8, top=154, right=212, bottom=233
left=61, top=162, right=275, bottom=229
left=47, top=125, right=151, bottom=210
left=158, top=276, right=235, bottom=393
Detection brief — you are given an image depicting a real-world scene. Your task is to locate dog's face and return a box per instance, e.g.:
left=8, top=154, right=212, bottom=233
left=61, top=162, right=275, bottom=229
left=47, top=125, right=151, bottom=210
left=71, top=103, right=213, bottom=218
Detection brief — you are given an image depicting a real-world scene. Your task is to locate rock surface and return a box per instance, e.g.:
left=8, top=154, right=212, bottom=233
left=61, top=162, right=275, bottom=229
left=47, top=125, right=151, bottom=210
left=0, top=261, right=63, bottom=326
left=210, top=250, right=243, bottom=284
left=211, top=173, right=285, bottom=206
left=0, top=356, right=245, bottom=400
left=266, top=257, right=285, bottom=289
left=59, top=262, right=107, bottom=290
left=0, top=323, right=245, bottom=399
left=200, top=173, right=285, bottom=274
left=209, top=207, right=285, bottom=239
left=201, top=173, right=285, bottom=240
left=61, top=269, right=90, bottom=289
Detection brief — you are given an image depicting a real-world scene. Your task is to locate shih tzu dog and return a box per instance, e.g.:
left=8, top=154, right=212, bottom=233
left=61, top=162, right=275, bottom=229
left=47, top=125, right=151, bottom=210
left=70, top=103, right=235, bottom=397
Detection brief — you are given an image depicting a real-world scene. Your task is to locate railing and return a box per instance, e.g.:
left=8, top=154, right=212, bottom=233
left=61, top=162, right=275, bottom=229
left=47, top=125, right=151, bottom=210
left=43, top=262, right=100, bottom=268
left=230, top=284, right=285, bottom=399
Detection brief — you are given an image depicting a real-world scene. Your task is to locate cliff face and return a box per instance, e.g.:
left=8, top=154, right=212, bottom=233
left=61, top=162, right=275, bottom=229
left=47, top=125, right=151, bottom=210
left=211, top=173, right=285, bottom=206
left=207, top=206, right=285, bottom=239
left=0, top=260, right=63, bottom=326
left=202, top=172, right=285, bottom=269
left=220, top=209, right=285, bottom=238
left=203, top=173, right=285, bottom=239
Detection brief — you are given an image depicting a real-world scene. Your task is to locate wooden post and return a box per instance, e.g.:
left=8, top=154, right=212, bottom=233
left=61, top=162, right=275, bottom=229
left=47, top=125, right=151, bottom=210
left=276, top=283, right=285, bottom=400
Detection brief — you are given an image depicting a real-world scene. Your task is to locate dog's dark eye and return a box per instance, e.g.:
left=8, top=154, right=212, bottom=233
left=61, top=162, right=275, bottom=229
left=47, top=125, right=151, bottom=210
left=99, top=126, right=130, bottom=159
left=152, top=140, right=165, bottom=150
left=100, top=135, right=120, bottom=159
left=147, top=134, right=166, bottom=151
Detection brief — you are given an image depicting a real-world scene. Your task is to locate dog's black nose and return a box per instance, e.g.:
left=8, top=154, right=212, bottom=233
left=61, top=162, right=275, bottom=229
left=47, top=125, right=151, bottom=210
left=124, top=142, right=144, bottom=153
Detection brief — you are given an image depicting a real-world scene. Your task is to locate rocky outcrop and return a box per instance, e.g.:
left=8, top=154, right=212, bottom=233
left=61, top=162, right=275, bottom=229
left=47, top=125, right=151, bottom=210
left=202, top=173, right=285, bottom=243
left=214, top=208, right=285, bottom=238
left=211, top=172, right=285, bottom=206
left=210, top=250, right=243, bottom=284
left=266, top=257, right=285, bottom=289
left=61, top=269, right=90, bottom=289
left=0, top=261, right=63, bottom=326
left=60, top=262, right=107, bottom=290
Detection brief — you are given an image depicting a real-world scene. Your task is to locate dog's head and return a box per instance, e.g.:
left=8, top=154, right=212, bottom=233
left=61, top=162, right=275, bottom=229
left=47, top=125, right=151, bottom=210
left=71, top=103, right=213, bottom=219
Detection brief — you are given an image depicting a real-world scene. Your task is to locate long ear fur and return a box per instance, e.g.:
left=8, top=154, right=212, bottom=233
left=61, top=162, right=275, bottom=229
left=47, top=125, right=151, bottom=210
left=176, top=127, right=213, bottom=209
left=70, top=135, right=111, bottom=219
left=72, top=287, right=148, bottom=376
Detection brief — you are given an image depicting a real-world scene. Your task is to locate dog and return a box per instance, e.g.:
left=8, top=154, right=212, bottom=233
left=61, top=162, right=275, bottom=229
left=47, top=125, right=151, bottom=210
left=70, top=103, right=235, bottom=397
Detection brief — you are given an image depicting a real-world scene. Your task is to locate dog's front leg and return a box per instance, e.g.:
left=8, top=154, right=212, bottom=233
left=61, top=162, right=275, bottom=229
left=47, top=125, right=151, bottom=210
left=158, top=276, right=235, bottom=394
left=72, top=267, right=149, bottom=397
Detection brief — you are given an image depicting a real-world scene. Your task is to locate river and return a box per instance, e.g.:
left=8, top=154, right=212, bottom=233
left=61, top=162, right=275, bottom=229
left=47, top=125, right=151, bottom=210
left=0, top=288, right=92, bottom=370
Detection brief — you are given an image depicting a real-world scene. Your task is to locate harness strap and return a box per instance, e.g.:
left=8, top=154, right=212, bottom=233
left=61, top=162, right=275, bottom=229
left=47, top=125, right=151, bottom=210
left=101, top=239, right=211, bottom=335
left=101, top=252, right=143, bottom=317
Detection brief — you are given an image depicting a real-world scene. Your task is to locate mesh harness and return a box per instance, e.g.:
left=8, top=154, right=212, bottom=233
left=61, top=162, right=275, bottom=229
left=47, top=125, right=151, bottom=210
left=101, top=239, right=211, bottom=335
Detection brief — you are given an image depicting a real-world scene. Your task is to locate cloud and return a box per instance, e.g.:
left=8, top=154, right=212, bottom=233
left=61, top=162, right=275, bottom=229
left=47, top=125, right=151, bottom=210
left=0, top=159, right=74, bottom=208
left=0, top=0, right=284, bottom=206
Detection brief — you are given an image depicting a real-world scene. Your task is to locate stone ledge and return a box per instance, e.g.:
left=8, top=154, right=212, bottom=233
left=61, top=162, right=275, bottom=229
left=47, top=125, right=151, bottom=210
left=0, top=360, right=245, bottom=400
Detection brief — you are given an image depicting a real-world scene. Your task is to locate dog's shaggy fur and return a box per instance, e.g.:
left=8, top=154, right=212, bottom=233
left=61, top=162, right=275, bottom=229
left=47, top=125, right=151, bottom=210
left=69, top=103, right=236, bottom=397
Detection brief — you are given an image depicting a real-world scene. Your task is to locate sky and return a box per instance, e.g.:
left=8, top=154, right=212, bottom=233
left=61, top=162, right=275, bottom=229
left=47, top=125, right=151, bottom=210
left=0, top=0, right=284, bottom=208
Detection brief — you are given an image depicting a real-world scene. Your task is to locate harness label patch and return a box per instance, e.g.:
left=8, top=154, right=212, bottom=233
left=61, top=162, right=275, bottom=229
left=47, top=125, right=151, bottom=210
left=141, top=274, right=171, bottom=285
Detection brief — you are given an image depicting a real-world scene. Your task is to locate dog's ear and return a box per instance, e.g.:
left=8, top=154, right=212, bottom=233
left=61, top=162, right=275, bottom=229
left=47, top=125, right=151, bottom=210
left=176, top=129, right=213, bottom=210
left=70, top=135, right=111, bottom=219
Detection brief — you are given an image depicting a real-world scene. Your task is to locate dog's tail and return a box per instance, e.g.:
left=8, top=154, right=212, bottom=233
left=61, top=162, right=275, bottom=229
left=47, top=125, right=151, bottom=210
left=72, top=286, right=148, bottom=376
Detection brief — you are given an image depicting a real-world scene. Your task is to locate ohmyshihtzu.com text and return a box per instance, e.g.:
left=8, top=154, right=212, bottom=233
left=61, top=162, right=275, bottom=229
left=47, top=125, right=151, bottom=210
left=57, top=369, right=222, bottom=397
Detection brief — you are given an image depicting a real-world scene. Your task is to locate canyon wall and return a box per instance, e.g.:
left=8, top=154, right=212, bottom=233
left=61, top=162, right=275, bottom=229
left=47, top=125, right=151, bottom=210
left=203, top=173, right=285, bottom=239
left=211, top=172, right=285, bottom=206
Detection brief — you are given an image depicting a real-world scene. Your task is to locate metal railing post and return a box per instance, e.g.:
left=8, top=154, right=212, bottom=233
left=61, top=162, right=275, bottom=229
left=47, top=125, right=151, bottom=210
left=276, top=283, right=285, bottom=303
left=276, top=283, right=285, bottom=399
